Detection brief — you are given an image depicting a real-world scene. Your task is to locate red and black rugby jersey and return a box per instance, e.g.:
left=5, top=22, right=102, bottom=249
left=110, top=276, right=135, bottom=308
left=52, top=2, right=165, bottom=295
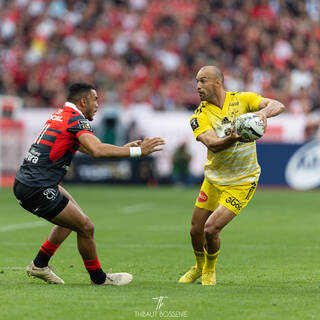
left=16, top=102, right=93, bottom=187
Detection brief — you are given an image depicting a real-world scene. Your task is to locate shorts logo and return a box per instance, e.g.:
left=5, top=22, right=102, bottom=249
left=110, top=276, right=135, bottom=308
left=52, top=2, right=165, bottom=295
left=197, top=190, right=208, bottom=202
left=43, top=188, right=57, bottom=201
left=225, top=196, right=242, bottom=210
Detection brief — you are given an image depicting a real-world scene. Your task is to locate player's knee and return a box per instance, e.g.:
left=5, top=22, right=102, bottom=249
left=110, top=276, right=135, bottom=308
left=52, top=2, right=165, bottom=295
left=190, top=224, right=203, bottom=239
left=79, top=216, right=95, bottom=238
left=204, top=222, right=220, bottom=239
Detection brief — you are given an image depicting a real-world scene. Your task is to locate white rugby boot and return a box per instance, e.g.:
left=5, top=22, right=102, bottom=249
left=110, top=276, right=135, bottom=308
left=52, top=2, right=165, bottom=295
left=26, top=261, right=65, bottom=284
left=92, top=272, right=133, bottom=286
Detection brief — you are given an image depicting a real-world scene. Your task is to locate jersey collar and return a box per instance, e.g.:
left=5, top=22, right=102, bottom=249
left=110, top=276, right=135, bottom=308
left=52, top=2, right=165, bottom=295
left=64, top=101, right=85, bottom=117
left=203, top=92, right=230, bottom=113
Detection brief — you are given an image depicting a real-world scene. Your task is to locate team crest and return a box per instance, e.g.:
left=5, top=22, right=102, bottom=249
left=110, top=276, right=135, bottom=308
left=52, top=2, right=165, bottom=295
left=78, top=119, right=92, bottom=131
left=190, top=118, right=199, bottom=131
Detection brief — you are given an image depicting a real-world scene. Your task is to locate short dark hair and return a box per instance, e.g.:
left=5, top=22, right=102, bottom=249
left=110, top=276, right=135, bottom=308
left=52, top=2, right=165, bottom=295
left=67, top=82, right=96, bottom=103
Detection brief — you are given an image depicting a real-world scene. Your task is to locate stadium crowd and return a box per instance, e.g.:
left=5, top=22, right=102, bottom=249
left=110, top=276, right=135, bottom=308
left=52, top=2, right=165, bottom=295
left=0, top=0, right=320, bottom=115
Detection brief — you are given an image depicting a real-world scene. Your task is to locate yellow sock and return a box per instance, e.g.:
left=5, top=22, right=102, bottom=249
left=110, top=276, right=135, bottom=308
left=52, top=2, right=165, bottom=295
left=203, top=248, right=220, bottom=271
left=193, top=249, right=205, bottom=270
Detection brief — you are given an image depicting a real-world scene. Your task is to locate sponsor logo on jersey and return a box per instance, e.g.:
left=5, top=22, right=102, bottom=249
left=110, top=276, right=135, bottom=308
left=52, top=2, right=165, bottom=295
left=197, top=190, right=208, bottom=202
left=79, top=119, right=92, bottom=130
left=225, top=196, right=242, bottom=210
left=229, top=101, right=239, bottom=106
left=190, top=118, right=199, bottom=131
left=25, top=151, right=39, bottom=164
left=221, top=117, right=231, bottom=124
left=50, top=109, right=64, bottom=122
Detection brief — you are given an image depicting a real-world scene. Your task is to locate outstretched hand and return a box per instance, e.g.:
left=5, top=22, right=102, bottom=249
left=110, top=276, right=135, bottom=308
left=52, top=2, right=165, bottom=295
left=141, top=137, right=165, bottom=156
left=123, top=140, right=142, bottom=147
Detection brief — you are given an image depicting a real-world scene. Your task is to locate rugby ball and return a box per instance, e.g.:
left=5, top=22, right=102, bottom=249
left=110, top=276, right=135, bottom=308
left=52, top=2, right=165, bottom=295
left=235, top=113, right=264, bottom=141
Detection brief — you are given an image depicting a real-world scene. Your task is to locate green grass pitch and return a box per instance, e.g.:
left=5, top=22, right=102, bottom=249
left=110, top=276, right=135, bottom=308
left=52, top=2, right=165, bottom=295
left=0, top=185, right=319, bottom=320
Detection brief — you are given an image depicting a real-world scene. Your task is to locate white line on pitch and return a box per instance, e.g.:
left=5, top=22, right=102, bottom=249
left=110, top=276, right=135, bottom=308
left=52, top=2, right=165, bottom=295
left=146, top=225, right=187, bottom=231
left=0, top=221, right=46, bottom=232
left=119, top=203, right=155, bottom=214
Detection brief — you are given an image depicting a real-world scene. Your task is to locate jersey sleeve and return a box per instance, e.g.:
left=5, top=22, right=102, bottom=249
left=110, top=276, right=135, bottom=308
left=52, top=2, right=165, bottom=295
left=241, top=92, right=264, bottom=112
left=190, top=110, right=212, bottom=139
left=66, top=116, right=94, bottom=139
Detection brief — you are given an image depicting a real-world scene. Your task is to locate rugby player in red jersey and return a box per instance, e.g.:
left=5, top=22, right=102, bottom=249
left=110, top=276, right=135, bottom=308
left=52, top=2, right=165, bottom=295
left=13, top=83, right=165, bottom=285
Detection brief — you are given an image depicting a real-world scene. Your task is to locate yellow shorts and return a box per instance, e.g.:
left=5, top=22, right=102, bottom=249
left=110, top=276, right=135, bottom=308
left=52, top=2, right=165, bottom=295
left=195, top=179, right=258, bottom=215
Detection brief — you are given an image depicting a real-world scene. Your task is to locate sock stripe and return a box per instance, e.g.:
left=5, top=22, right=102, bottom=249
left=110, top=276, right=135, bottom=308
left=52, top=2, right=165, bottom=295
left=40, top=246, right=53, bottom=256
left=34, top=239, right=60, bottom=268
left=83, top=258, right=101, bottom=271
left=194, top=250, right=204, bottom=257
left=40, top=239, right=60, bottom=256
left=204, top=248, right=220, bottom=258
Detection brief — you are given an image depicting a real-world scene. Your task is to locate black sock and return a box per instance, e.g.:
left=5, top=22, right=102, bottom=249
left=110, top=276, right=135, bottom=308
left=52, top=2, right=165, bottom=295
left=89, top=269, right=107, bottom=284
left=34, top=251, right=51, bottom=268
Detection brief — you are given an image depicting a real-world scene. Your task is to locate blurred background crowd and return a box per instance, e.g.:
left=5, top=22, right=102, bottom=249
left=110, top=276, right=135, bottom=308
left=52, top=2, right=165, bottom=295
left=1, top=0, right=320, bottom=115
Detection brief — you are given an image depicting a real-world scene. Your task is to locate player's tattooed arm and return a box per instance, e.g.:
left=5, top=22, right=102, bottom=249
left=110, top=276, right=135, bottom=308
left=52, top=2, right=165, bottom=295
left=257, top=98, right=286, bottom=117
left=254, top=98, right=286, bottom=132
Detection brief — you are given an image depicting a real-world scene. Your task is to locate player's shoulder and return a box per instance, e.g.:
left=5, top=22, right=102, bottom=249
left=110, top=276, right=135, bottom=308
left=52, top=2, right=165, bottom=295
left=228, top=91, right=254, bottom=97
left=228, top=91, right=241, bottom=96
left=62, top=107, right=85, bottom=124
left=230, top=91, right=262, bottom=101
left=191, top=102, right=208, bottom=118
left=62, top=107, right=93, bottom=132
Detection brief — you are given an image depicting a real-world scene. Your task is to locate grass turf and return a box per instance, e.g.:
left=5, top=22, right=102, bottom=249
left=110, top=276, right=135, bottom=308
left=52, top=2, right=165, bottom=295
left=0, top=185, right=319, bottom=320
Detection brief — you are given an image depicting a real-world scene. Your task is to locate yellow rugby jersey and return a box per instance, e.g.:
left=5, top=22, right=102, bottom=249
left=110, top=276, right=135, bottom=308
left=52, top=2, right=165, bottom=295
left=190, top=91, right=263, bottom=185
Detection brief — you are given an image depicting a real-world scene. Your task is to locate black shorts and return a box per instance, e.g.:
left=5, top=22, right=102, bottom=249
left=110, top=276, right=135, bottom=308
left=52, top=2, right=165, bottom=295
left=13, top=180, right=69, bottom=221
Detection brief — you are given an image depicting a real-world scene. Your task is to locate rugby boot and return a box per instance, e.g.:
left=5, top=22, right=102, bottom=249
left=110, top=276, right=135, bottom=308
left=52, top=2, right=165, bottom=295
left=201, top=270, right=216, bottom=286
left=178, top=266, right=202, bottom=283
left=92, top=272, right=133, bottom=286
left=26, top=261, right=64, bottom=284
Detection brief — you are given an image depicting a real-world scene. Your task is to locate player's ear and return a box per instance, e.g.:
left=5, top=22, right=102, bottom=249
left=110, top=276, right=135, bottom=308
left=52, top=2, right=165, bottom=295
left=216, top=78, right=222, bottom=86
left=80, top=97, right=87, bottom=107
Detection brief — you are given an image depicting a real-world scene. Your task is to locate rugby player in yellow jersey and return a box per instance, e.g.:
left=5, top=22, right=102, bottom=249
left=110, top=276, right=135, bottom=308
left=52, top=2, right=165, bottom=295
left=178, top=66, right=285, bottom=285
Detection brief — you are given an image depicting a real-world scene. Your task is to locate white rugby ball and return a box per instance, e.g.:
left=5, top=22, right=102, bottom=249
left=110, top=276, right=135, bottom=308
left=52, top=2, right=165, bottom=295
left=235, top=113, right=264, bottom=141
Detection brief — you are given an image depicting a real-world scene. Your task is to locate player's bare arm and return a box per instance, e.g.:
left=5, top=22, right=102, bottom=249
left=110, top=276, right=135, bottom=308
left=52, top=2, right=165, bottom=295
left=79, top=140, right=143, bottom=154
left=122, top=140, right=142, bottom=147
left=254, top=98, right=286, bottom=130
left=197, top=129, right=241, bottom=153
left=78, top=145, right=90, bottom=154
left=79, top=133, right=165, bottom=158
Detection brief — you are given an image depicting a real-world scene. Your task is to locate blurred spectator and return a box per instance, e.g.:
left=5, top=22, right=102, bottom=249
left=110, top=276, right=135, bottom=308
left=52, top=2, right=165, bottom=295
left=97, top=106, right=126, bottom=145
left=170, top=142, right=192, bottom=185
left=0, top=0, right=320, bottom=114
left=125, top=120, right=144, bottom=142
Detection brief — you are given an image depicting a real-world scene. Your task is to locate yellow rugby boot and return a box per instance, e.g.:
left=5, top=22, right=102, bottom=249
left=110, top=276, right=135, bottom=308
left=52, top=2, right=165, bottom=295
left=179, top=266, right=202, bottom=283
left=202, top=270, right=216, bottom=285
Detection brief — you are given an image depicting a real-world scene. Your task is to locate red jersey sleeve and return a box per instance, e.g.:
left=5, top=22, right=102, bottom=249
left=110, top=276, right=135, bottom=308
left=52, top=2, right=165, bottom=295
left=66, top=116, right=94, bottom=139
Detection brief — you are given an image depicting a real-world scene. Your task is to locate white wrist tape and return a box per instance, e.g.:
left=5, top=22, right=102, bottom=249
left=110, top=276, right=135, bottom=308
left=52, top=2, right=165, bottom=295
left=129, top=147, right=142, bottom=157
